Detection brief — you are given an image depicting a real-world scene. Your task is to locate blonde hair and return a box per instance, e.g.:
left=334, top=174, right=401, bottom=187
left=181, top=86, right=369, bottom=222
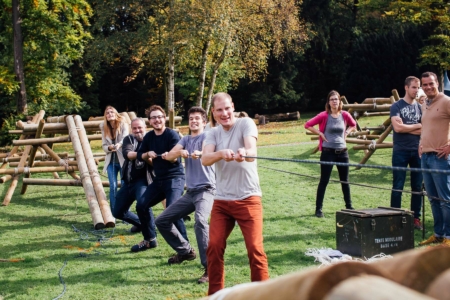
left=103, top=106, right=123, bottom=140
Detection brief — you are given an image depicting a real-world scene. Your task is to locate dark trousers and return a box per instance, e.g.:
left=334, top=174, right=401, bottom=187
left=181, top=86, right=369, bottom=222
left=112, top=178, right=148, bottom=228
left=316, top=149, right=351, bottom=210
left=390, top=150, right=423, bottom=219
left=136, top=176, right=188, bottom=241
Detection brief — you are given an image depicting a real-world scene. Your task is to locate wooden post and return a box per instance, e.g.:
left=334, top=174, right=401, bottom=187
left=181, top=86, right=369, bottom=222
left=0, top=166, right=79, bottom=175
left=392, top=89, right=400, bottom=101
left=341, top=96, right=361, bottom=131
left=3, top=111, right=44, bottom=205
left=20, top=118, right=45, bottom=194
left=23, top=178, right=115, bottom=187
left=74, top=115, right=115, bottom=228
left=169, top=109, right=175, bottom=129
left=66, top=115, right=105, bottom=229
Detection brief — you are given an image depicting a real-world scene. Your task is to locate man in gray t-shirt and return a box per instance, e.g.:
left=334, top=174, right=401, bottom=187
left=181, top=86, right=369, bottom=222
left=202, top=92, right=269, bottom=295
left=155, top=107, right=215, bottom=285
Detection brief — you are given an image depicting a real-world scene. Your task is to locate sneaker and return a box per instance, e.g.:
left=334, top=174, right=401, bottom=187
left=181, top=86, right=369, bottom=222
left=442, top=238, right=450, bottom=247
left=419, top=235, right=443, bottom=246
left=130, top=225, right=142, bottom=233
left=198, top=269, right=208, bottom=284
left=131, top=239, right=157, bottom=252
left=315, top=210, right=324, bottom=218
left=168, top=249, right=196, bottom=264
left=413, top=218, right=423, bottom=230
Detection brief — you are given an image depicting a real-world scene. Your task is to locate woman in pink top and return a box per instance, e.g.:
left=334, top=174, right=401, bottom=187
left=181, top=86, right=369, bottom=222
left=304, top=90, right=357, bottom=217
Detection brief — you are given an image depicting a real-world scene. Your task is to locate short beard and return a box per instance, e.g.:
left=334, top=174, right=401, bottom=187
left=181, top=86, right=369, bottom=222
left=133, top=132, right=144, bottom=141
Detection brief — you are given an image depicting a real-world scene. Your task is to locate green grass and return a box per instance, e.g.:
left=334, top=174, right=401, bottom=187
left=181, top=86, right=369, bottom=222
left=0, top=115, right=432, bottom=299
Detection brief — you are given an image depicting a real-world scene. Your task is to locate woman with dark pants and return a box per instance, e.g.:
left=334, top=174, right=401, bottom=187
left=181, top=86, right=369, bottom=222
left=305, top=90, right=357, bottom=217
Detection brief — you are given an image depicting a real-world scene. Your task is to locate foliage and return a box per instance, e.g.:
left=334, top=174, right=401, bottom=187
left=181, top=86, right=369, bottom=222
left=0, top=0, right=93, bottom=117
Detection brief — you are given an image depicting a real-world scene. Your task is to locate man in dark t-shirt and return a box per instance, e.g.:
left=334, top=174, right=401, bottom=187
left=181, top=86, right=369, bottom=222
left=131, top=105, right=187, bottom=252
left=390, top=76, right=423, bottom=229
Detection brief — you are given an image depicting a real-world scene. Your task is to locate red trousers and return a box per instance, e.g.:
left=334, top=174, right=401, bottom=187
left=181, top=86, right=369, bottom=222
left=207, top=196, right=269, bottom=295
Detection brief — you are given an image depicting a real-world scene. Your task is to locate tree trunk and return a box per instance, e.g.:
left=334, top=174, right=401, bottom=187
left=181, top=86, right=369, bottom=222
left=196, top=40, right=210, bottom=107
left=12, top=0, right=27, bottom=114
left=167, top=47, right=175, bottom=110
left=205, top=40, right=229, bottom=114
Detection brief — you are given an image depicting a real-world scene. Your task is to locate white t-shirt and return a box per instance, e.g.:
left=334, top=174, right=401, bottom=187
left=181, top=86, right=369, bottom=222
left=204, top=117, right=262, bottom=200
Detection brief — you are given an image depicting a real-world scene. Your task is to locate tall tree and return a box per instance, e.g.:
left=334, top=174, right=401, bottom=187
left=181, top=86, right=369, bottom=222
left=12, top=0, right=27, bottom=114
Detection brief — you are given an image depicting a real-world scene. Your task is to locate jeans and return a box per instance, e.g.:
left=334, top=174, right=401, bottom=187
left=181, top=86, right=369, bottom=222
left=390, top=150, right=423, bottom=219
left=136, top=176, right=187, bottom=241
left=422, top=153, right=450, bottom=238
left=155, top=187, right=214, bottom=268
left=112, top=178, right=149, bottom=229
left=107, top=162, right=121, bottom=211
left=316, top=149, right=352, bottom=210
left=207, top=196, right=269, bottom=295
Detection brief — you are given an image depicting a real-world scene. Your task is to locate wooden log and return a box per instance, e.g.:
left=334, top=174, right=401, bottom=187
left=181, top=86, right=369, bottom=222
left=0, top=166, right=78, bottom=175
left=372, top=246, right=450, bottom=293
left=39, top=144, right=79, bottom=180
left=361, top=98, right=393, bottom=105
left=74, top=115, right=115, bottom=228
left=88, top=116, right=104, bottom=121
left=254, top=111, right=300, bottom=122
left=3, top=111, right=45, bottom=205
left=9, top=161, right=79, bottom=167
left=21, top=118, right=46, bottom=194
left=234, top=111, right=249, bottom=118
left=47, top=115, right=67, bottom=123
left=345, top=138, right=378, bottom=145
left=362, top=112, right=391, bottom=117
left=66, top=115, right=105, bottom=229
left=12, top=134, right=102, bottom=146
left=425, top=269, right=450, bottom=300
left=127, top=111, right=138, bottom=121
left=342, top=96, right=362, bottom=131
left=353, top=143, right=393, bottom=150
left=342, top=104, right=392, bottom=111
left=208, top=261, right=386, bottom=300
left=168, top=109, right=175, bottom=129
left=325, top=275, right=434, bottom=300
left=23, top=178, right=117, bottom=187
left=1, top=152, right=69, bottom=163
left=356, top=124, right=392, bottom=168
left=392, top=89, right=400, bottom=101
left=20, top=121, right=103, bottom=132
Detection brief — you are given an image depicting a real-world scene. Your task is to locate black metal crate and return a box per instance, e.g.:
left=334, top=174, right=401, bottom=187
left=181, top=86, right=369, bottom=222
left=336, top=207, right=414, bottom=257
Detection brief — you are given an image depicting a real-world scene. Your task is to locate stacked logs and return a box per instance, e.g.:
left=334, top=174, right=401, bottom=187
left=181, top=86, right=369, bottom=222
left=307, top=90, right=399, bottom=166
left=1, top=110, right=182, bottom=228
left=204, top=246, right=450, bottom=300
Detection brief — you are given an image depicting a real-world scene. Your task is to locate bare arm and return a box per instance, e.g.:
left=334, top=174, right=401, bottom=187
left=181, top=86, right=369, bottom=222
left=345, top=126, right=356, bottom=138
left=235, top=136, right=257, bottom=162
left=391, top=117, right=422, bottom=133
left=162, top=144, right=186, bottom=162
left=305, top=125, right=328, bottom=142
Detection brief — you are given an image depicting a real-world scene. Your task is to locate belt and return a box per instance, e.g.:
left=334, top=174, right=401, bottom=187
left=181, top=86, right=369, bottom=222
left=423, top=152, right=438, bottom=155
left=322, top=147, right=347, bottom=154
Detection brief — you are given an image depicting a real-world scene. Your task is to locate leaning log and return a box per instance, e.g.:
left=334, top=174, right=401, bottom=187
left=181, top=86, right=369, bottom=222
left=254, top=111, right=300, bottom=122
left=66, top=115, right=105, bottom=229
left=75, top=115, right=115, bottom=228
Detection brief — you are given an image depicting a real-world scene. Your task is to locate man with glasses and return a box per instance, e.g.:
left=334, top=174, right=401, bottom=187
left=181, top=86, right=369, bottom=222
left=419, top=71, right=450, bottom=246
left=389, top=76, right=423, bottom=230
left=131, top=105, right=187, bottom=252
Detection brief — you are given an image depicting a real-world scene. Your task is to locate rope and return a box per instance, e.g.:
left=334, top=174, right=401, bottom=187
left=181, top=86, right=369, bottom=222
left=368, top=140, right=377, bottom=150
left=260, top=165, right=450, bottom=203
left=243, top=155, right=450, bottom=174
left=52, top=260, right=68, bottom=300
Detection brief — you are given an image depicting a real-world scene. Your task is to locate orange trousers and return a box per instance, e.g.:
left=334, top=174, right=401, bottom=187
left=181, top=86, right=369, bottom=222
left=207, top=196, right=269, bottom=295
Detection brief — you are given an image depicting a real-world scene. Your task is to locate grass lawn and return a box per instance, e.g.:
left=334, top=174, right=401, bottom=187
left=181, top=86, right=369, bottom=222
left=0, top=114, right=431, bottom=299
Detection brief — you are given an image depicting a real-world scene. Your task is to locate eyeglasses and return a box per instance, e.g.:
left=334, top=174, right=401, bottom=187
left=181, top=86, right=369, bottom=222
left=329, top=98, right=339, bottom=102
left=149, top=115, right=165, bottom=120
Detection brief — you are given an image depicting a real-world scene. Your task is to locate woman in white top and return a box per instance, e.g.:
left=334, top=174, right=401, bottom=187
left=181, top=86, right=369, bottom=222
left=100, top=106, right=129, bottom=210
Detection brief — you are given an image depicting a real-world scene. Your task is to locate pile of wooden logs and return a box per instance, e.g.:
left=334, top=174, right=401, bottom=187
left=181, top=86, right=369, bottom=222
left=0, top=109, right=181, bottom=228
left=254, top=111, right=300, bottom=125
left=307, top=90, right=400, bottom=166
left=203, top=246, right=450, bottom=300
